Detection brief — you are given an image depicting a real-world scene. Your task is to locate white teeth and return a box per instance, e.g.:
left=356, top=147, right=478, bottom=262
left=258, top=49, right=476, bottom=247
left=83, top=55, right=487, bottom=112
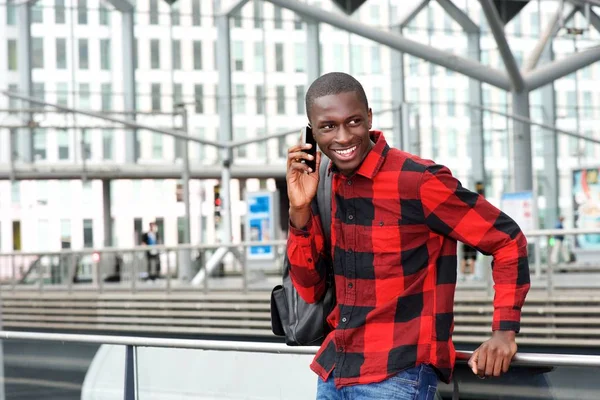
left=335, top=146, right=357, bottom=156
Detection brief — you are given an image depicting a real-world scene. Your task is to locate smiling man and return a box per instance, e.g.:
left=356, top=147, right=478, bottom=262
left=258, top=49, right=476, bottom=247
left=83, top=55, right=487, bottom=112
left=285, top=72, right=530, bottom=399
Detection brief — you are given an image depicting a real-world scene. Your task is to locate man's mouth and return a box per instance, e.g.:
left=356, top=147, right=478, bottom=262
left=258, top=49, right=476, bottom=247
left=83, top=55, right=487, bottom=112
left=333, top=145, right=358, bottom=158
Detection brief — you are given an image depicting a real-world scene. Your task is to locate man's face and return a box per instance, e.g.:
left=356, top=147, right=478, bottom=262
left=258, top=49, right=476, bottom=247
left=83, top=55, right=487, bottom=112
left=309, top=91, right=373, bottom=176
left=150, top=224, right=157, bottom=232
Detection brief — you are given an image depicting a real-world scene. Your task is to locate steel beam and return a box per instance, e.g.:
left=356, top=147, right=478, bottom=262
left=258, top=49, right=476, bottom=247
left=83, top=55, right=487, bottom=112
left=17, top=3, right=33, bottom=163
left=524, top=4, right=577, bottom=72
left=0, top=91, right=222, bottom=147
left=103, top=0, right=133, bottom=12
left=306, top=20, right=321, bottom=83
left=479, top=0, right=525, bottom=91
left=468, top=32, right=485, bottom=190
left=395, top=0, right=430, bottom=28
left=122, top=10, right=137, bottom=163
left=216, top=14, right=234, bottom=247
left=539, top=45, right=559, bottom=229
left=436, top=0, right=479, bottom=33
left=221, top=0, right=251, bottom=17
left=511, top=91, right=533, bottom=192
left=524, top=45, right=600, bottom=91
left=265, top=0, right=510, bottom=90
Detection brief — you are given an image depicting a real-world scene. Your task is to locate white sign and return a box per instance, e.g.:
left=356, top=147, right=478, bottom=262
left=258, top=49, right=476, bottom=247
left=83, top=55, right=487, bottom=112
left=500, top=191, right=534, bottom=233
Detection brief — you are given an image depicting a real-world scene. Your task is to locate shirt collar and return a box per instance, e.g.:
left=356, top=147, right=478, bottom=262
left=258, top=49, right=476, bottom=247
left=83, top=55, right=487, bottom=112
left=329, top=130, right=390, bottom=180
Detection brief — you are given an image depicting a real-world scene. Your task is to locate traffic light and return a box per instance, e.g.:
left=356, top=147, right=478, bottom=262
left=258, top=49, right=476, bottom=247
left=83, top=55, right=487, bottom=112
left=214, top=184, right=221, bottom=218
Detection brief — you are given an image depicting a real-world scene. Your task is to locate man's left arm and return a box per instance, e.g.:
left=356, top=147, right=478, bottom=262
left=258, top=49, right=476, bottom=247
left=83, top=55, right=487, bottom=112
left=419, top=164, right=531, bottom=377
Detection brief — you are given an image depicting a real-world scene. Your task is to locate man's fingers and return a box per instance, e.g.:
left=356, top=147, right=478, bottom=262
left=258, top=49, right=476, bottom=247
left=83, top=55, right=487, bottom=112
left=492, top=353, right=504, bottom=377
left=468, top=351, right=478, bottom=375
left=484, top=350, right=496, bottom=377
left=289, top=161, right=312, bottom=174
left=477, top=349, right=487, bottom=377
left=287, top=150, right=315, bottom=169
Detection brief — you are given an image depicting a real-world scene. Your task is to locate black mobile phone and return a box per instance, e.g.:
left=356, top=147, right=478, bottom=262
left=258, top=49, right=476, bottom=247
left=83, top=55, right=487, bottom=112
left=303, top=125, right=317, bottom=172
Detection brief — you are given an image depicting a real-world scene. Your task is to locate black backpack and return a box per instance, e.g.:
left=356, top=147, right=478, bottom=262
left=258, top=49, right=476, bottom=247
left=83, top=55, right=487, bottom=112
left=270, top=156, right=336, bottom=346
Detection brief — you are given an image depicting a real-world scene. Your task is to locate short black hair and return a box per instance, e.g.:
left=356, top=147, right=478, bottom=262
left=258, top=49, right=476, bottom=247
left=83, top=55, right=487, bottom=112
left=305, top=72, right=369, bottom=121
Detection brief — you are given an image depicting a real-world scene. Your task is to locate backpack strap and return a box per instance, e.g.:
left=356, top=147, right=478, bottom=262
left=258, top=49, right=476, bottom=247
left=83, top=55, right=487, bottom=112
left=317, top=155, right=332, bottom=246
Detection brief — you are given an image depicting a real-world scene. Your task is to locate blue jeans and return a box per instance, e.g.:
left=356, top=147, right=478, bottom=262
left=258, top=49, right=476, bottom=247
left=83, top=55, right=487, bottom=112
left=316, top=364, right=439, bottom=400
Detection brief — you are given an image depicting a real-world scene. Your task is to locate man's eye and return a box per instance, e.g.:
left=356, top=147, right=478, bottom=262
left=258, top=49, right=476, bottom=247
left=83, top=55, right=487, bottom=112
left=321, top=124, right=334, bottom=130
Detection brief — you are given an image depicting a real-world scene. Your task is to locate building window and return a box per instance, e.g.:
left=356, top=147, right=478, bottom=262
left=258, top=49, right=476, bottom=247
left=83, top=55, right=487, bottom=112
left=60, top=219, right=71, bottom=249
left=296, top=85, right=304, bottom=115
left=233, top=41, right=244, bottom=71
left=55, top=0, right=65, bottom=23
left=8, top=84, right=18, bottom=113
left=192, top=0, right=201, bottom=25
left=78, top=39, right=89, bottom=69
left=294, top=43, right=305, bottom=72
left=447, top=129, right=457, bottom=157
left=177, top=217, right=186, bottom=244
left=151, top=83, right=161, bottom=111
left=33, top=82, right=45, bottom=110
left=32, top=38, right=44, bottom=68
left=31, top=2, right=43, bottom=23
left=256, top=85, right=264, bottom=115
left=33, top=129, right=47, bottom=161
left=8, top=39, right=17, bottom=70
left=253, top=0, right=263, bottom=28
left=193, top=41, right=203, bottom=70
left=152, top=133, right=163, bottom=159
left=234, top=84, right=246, bottom=114
left=294, top=16, right=302, bottom=30
left=83, top=219, right=94, bottom=248
left=371, top=46, right=381, bottom=74
left=372, top=87, right=382, bottom=109
left=171, top=4, right=180, bottom=25
left=274, top=5, right=282, bottom=29
left=235, top=128, right=247, bottom=158
left=82, top=129, right=92, bottom=160
left=172, top=40, right=181, bottom=70
left=233, top=10, right=242, bottom=27
left=99, top=4, right=110, bottom=25
left=151, top=39, right=160, bottom=69
left=56, top=38, right=67, bottom=69
left=100, top=39, right=111, bottom=70
left=194, top=84, right=204, bottom=113
left=276, top=86, right=285, bottom=114
left=150, top=0, right=159, bottom=24
left=58, top=129, right=69, bottom=160
left=101, top=83, right=112, bottom=111
left=79, top=83, right=90, bottom=109
left=57, top=82, right=68, bottom=106
left=275, top=43, right=284, bottom=72
left=351, top=45, right=363, bottom=74
left=78, top=0, right=87, bottom=24
left=7, top=1, right=17, bottom=25
left=447, top=89, right=455, bottom=117
left=173, top=84, right=183, bottom=108
left=254, top=42, right=264, bottom=72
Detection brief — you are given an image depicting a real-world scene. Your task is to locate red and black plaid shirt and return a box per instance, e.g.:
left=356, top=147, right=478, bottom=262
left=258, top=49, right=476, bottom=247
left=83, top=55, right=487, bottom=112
left=287, top=131, right=530, bottom=388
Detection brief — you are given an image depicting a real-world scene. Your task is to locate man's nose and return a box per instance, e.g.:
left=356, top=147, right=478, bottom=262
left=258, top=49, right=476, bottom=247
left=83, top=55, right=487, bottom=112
left=335, top=126, right=352, bottom=143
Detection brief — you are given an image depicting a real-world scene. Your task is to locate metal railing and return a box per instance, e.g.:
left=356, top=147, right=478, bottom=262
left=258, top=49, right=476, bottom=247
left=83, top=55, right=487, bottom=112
left=1, top=330, right=600, bottom=400
left=0, top=227, right=599, bottom=296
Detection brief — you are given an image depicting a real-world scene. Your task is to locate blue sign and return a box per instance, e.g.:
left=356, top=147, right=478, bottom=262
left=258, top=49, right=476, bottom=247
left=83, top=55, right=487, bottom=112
left=246, top=191, right=275, bottom=260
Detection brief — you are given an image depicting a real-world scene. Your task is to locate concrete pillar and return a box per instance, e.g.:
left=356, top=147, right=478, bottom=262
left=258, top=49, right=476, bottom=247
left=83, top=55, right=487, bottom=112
left=122, top=10, right=137, bottom=163
left=102, top=179, right=113, bottom=247
left=511, top=91, right=533, bottom=192
left=18, top=2, right=33, bottom=163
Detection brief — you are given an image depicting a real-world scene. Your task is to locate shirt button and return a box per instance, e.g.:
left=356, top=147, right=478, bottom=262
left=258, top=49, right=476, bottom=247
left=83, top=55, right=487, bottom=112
left=348, top=214, right=354, bottom=220
left=348, top=283, right=353, bottom=288
left=342, top=317, right=347, bottom=323
left=347, top=180, right=352, bottom=186
left=338, top=347, right=344, bottom=352
left=347, top=249, right=353, bottom=254
left=307, top=258, right=312, bottom=263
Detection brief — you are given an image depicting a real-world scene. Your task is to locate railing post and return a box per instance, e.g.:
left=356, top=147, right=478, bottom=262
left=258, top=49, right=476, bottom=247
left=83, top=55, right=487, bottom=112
left=242, top=245, right=248, bottom=294
left=124, top=344, right=136, bottom=400
left=546, top=235, right=554, bottom=298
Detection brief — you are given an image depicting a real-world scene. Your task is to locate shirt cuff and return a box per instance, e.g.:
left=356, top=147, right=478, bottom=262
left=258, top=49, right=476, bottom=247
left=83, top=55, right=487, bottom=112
left=492, top=307, right=522, bottom=333
left=288, top=216, right=314, bottom=242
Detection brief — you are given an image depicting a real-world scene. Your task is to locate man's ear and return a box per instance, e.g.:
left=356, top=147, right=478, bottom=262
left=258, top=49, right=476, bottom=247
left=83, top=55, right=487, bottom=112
left=367, top=108, right=373, bottom=129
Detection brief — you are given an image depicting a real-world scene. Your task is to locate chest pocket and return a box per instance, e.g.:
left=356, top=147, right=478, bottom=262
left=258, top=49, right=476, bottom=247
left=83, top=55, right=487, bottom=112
left=357, top=219, right=402, bottom=254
